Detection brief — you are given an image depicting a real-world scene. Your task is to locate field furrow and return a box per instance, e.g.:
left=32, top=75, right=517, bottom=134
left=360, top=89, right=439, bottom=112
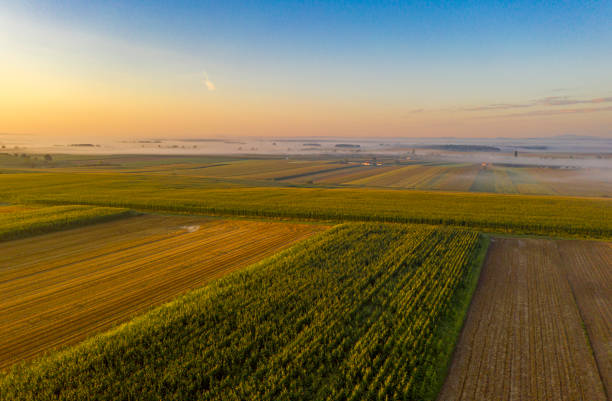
left=438, top=238, right=608, bottom=401
left=0, top=216, right=325, bottom=369
left=556, top=241, right=612, bottom=397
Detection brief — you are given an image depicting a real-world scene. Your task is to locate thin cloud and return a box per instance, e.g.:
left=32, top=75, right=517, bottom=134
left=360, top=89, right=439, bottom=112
left=409, top=94, right=612, bottom=116
left=463, top=96, right=612, bottom=112
left=203, top=71, right=216, bottom=91
left=537, top=96, right=612, bottom=106
left=481, top=105, right=612, bottom=119
left=463, top=103, right=532, bottom=111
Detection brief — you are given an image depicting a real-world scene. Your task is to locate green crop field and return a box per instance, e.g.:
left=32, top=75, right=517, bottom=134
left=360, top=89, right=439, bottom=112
left=0, top=172, right=610, bottom=238
left=0, top=204, right=132, bottom=241
left=0, top=155, right=609, bottom=400
left=0, top=223, right=483, bottom=401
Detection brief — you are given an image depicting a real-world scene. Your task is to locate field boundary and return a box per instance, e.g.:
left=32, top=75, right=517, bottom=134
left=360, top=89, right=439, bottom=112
left=0, top=217, right=325, bottom=370
left=17, top=197, right=611, bottom=240
left=0, top=223, right=482, bottom=400
left=0, top=206, right=136, bottom=242
left=428, top=234, right=490, bottom=400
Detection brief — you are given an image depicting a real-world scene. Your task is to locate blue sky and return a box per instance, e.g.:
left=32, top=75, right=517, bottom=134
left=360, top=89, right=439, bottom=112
left=1, top=0, right=611, bottom=138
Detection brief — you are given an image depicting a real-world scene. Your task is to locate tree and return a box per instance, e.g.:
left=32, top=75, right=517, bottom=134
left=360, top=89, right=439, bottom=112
left=44, top=154, right=53, bottom=162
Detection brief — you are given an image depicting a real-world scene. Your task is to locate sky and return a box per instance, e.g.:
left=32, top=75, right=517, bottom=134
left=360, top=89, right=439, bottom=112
left=1, top=0, right=611, bottom=139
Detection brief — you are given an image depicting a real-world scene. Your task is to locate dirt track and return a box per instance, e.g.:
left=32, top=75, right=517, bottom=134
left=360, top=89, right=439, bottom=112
left=438, top=238, right=609, bottom=401
left=0, top=215, right=324, bottom=369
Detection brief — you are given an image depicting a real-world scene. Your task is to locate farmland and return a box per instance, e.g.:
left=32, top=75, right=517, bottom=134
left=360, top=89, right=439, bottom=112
left=0, top=172, right=610, bottom=238
left=3, top=153, right=611, bottom=197
left=0, top=215, right=324, bottom=369
left=0, top=153, right=610, bottom=400
left=0, top=204, right=132, bottom=241
left=438, top=238, right=609, bottom=401
left=556, top=241, right=612, bottom=395
left=0, top=223, right=482, bottom=400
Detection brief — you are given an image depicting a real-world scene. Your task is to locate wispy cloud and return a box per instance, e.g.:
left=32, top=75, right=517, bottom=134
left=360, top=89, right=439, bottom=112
left=463, top=103, right=532, bottom=111
left=537, top=96, right=612, bottom=106
left=462, top=96, right=612, bottom=112
left=408, top=94, right=612, bottom=119
left=203, top=71, right=215, bottom=91
left=482, top=105, right=612, bottom=119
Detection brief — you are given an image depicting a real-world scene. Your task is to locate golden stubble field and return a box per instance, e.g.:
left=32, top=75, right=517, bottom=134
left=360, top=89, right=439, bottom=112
left=0, top=215, right=327, bottom=369
left=438, top=238, right=611, bottom=401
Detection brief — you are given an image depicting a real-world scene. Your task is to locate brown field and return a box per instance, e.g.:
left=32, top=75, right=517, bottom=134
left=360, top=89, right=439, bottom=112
left=556, top=241, right=612, bottom=396
left=438, top=238, right=609, bottom=401
left=0, top=215, right=326, bottom=369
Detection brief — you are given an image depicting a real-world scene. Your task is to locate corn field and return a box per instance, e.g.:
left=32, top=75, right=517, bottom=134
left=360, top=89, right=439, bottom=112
left=0, top=223, right=482, bottom=400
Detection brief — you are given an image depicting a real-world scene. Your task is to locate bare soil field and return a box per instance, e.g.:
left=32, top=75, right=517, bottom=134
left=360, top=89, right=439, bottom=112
left=556, top=241, right=612, bottom=396
left=438, top=238, right=608, bottom=401
left=0, top=215, right=325, bottom=369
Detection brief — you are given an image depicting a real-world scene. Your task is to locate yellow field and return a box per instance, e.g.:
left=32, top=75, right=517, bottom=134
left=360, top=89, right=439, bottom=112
left=0, top=215, right=326, bottom=369
left=0, top=205, right=35, bottom=214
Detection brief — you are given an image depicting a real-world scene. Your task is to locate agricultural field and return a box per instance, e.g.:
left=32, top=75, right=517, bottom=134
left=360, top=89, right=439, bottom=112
left=124, top=160, right=612, bottom=198
left=0, top=204, right=132, bottom=241
left=526, top=167, right=612, bottom=197
left=0, top=153, right=610, bottom=400
left=346, top=164, right=475, bottom=191
left=0, top=223, right=483, bottom=400
left=556, top=241, right=612, bottom=395
left=0, top=215, right=324, bottom=369
left=439, top=238, right=610, bottom=401
left=0, top=172, right=610, bottom=238
left=4, top=154, right=611, bottom=197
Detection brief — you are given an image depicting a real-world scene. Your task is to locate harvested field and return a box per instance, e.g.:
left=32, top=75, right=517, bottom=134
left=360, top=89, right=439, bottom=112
left=439, top=238, right=608, bottom=401
left=0, top=215, right=325, bottom=369
left=556, top=241, right=612, bottom=396
left=346, top=164, right=422, bottom=186
left=347, top=164, right=479, bottom=191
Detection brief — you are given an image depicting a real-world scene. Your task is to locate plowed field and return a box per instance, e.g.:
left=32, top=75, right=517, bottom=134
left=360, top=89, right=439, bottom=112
left=0, top=215, right=325, bottom=369
left=438, top=238, right=609, bottom=401
left=556, top=241, right=612, bottom=396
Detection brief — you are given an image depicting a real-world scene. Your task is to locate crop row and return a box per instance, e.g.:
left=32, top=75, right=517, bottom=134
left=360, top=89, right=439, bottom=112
left=0, top=173, right=608, bottom=238
left=0, top=223, right=481, bottom=400
left=0, top=204, right=132, bottom=241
